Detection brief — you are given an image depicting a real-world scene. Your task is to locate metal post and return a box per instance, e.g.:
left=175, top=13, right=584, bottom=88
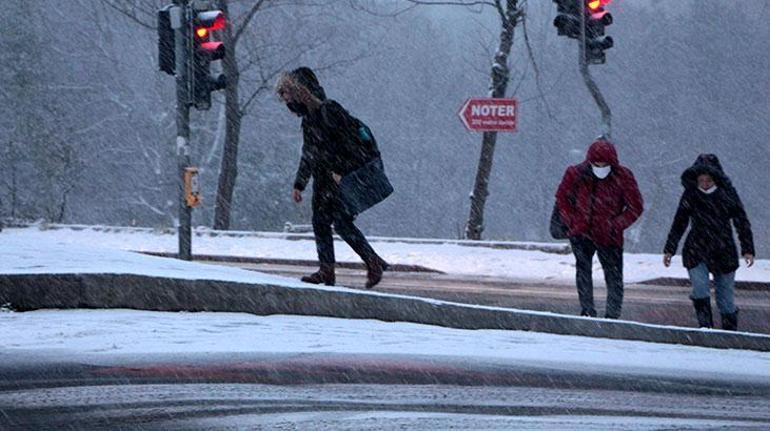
left=579, top=1, right=612, bottom=139
left=174, top=0, right=192, bottom=260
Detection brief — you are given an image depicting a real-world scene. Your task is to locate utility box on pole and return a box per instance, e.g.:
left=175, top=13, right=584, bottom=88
left=184, top=167, right=201, bottom=208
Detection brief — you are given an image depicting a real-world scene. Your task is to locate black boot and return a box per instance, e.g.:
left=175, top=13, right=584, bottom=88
left=365, top=257, right=389, bottom=289
left=721, top=308, right=739, bottom=331
left=692, top=297, right=713, bottom=329
left=301, top=264, right=335, bottom=286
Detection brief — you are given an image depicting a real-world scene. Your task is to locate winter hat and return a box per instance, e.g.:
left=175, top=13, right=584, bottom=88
left=586, top=139, right=619, bottom=167
left=290, top=67, right=326, bottom=101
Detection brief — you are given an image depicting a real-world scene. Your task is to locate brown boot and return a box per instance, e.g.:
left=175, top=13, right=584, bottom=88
left=365, top=257, right=389, bottom=289
left=301, top=264, right=335, bottom=286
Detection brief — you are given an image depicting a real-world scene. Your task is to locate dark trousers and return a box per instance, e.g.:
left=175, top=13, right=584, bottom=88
left=312, top=195, right=377, bottom=266
left=570, top=236, right=624, bottom=318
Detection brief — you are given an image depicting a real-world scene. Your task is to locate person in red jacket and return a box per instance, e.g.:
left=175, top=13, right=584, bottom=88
left=555, top=139, right=644, bottom=318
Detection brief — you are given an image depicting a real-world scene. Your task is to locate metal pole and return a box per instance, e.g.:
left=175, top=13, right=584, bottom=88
left=174, top=0, right=192, bottom=260
left=579, top=1, right=612, bottom=139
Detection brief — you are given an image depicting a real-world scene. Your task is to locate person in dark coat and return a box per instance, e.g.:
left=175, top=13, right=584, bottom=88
left=556, top=139, right=644, bottom=318
left=663, top=154, right=754, bottom=330
left=276, top=67, right=387, bottom=288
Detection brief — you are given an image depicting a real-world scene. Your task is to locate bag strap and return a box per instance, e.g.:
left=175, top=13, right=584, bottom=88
left=320, top=100, right=358, bottom=145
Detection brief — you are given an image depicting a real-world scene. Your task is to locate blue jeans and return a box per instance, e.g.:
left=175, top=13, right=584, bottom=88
left=688, top=263, right=736, bottom=314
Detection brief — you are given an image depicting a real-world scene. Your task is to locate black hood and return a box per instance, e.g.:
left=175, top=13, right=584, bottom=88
left=290, top=66, right=326, bottom=101
left=681, top=153, right=732, bottom=190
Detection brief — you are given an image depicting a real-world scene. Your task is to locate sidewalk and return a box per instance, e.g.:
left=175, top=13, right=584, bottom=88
left=2, top=227, right=770, bottom=352
left=9, top=224, right=770, bottom=286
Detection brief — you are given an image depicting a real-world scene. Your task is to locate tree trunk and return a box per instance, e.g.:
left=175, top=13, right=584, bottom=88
left=465, top=1, right=518, bottom=240
left=213, top=0, right=242, bottom=230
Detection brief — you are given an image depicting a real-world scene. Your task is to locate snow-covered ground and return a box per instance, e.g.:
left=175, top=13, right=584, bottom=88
left=1, top=225, right=769, bottom=380
left=9, top=223, right=769, bottom=339
left=2, top=309, right=769, bottom=385
left=1, top=223, right=770, bottom=424
left=3, top=225, right=769, bottom=285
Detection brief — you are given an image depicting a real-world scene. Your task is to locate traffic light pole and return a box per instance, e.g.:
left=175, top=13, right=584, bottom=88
left=579, top=1, right=612, bottom=139
left=174, top=0, right=192, bottom=260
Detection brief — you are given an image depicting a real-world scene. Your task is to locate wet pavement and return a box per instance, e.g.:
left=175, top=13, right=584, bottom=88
left=229, top=262, right=770, bottom=334
left=2, top=352, right=769, bottom=431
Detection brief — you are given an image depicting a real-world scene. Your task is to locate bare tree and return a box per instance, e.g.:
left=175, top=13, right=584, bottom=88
left=0, top=0, right=88, bottom=223
left=407, top=0, right=525, bottom=240
left=212, top=0, right=270, bottom=229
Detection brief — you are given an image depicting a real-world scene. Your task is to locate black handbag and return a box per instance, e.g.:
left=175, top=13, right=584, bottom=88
left=549, top=203, right=569, bottom=239
left=338, top=157, right=393, bottom=217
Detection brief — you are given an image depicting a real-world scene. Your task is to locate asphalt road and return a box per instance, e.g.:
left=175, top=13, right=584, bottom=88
left=222, top=262, right=770, bottom=334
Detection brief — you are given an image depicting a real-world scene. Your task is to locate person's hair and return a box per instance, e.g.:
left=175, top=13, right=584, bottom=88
left=274, top=71, right=322, bottom=110
left=274, top=72, right=294, bottom=98
left=291, top=67, right=319, bottom=88
left=290, top=67, right=326, bottom=100
left=275, top=67, right=326, bottom=100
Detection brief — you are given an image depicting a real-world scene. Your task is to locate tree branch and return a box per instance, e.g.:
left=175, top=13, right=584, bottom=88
left=101, top=0, right=156, bottom=30
left=347, top=0, right=418, bottom=17
left=521, top=4, right=553, bottom=119
left=406, top=0, right=496, bottom=7
left=232, top=0, right=270, bottom=44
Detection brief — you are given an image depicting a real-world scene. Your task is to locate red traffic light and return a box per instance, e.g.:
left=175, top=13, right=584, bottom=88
left=194, top=10, right=225, bottom=39
left=201, top=41, right=226, bottom=60
left=587, top=0, right=611, bottom=11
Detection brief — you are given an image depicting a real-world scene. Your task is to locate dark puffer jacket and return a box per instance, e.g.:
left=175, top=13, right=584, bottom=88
left=293, top=99, right=381, bottom=215
left=663, top=154, right=754, bottom=274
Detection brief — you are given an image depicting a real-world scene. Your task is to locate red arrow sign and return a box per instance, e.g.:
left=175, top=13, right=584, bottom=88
left=458, top=97, right=517, bottom=132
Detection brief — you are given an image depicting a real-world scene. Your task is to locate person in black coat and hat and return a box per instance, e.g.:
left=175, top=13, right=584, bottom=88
left=663, top=154, right=754, bottom=330
left=275, top=67, right=387, bottom=289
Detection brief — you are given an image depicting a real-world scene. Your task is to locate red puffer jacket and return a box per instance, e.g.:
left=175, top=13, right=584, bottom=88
left=556, top=140, right=644, bottom=247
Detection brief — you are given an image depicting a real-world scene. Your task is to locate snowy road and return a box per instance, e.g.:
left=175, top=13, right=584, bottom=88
left=2, top=384, right=769, bottom=430
left=2, top=310, right=770, bottom=430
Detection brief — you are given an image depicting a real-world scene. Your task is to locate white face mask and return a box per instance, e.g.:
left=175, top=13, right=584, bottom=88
left=699, top=185, right=718, bottom=194
left=592, top=165, right=612, bottom=179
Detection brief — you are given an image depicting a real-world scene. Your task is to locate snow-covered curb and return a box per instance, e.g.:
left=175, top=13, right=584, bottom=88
left=2, top=309, right=769, bottom=385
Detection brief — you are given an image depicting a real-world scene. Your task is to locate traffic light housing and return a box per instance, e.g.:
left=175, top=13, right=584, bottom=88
left=553, top=0, right=580, bottom=39
left=157, top=5, right=176, bottom=75
left=584, top=0, right=614, bottom=64
left=191, top=8, right=227, bottom=110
